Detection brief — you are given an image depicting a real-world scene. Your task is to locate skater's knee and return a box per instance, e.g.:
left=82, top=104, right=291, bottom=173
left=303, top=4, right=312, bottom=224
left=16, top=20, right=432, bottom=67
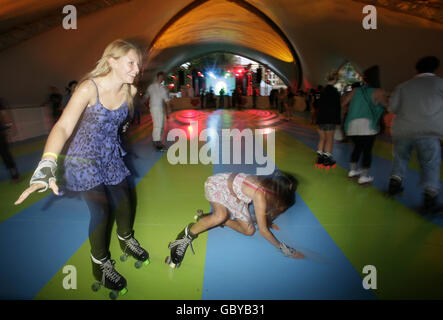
left=244, top=224, right=256, bottom=236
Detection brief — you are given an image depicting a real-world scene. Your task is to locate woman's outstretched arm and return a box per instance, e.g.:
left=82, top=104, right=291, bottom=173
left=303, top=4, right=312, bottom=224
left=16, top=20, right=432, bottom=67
left=252, top=190, right=305, bottom=259
left=15, top=81, right=94, bottom=204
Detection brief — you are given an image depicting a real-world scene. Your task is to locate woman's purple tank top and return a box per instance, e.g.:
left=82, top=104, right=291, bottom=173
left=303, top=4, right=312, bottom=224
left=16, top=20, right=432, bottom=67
left=62, top=79, right=130, bottom=191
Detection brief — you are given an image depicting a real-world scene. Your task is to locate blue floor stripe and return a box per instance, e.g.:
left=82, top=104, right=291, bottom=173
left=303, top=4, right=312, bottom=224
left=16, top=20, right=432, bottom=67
left=0, top=125, right=162, bottom=299
left=280, top=123, right=443, bottom=226
left=201, top=112, right=375, bottom=299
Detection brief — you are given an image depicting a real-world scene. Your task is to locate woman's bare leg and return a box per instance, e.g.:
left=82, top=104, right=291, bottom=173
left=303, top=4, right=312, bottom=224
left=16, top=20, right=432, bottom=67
left=325, top=130, right=335, bottom=153
left=317, top=129, right=326, bottom=151
left=224, top=219, right=256, bottom=236
left=190, top=202, right=229, bottom=235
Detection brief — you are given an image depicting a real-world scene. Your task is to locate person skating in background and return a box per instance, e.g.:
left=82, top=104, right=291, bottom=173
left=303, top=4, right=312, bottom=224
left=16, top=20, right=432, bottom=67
left=144, top=71, right=170, bottom=152
left=283, top=87, right=295, bottom=121
left=278, top=88, right=286, bottom=114
left=0, top=98, right=19, bottom=182
left=314, top=71, right=341, bottom=169
left=387, top=56, right=442, bottom=215
left=311, top=86, right=323, bottom=125
left=61, top=80, right=78, bottom=109
left=42, top=86, right=63, bottom=124
left=342, top=65, right=387, bottom=185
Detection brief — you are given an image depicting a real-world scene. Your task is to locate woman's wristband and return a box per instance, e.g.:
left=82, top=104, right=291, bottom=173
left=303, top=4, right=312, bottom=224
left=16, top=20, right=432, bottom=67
left=42, top=152, right=58, bottom=161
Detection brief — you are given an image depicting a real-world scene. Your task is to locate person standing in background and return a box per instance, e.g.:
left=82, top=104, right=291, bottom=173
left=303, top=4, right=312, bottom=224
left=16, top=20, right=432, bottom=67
left=387, top=56, right=442, bottom=215
left=42, top=86, right=63, bottom=124
left=0, top=98, right=19, bottom=182
left=144, top=71, right=170, bottom=152
left=342, top=66, right=387, bottom=185
left=314, top=71, right=341, bottom=169
left=61, top=81, right=78, bottom=109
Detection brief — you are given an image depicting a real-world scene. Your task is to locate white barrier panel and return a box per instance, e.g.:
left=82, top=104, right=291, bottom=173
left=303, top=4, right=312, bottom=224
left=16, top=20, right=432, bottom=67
left=1, top=106, right=51, bottom=143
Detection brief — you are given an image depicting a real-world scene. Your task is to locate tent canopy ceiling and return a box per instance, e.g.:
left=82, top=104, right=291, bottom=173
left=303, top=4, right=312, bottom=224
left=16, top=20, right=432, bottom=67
left=0, top=0, right=442, bottom=106
left=1, top=0, right=440, bottom=36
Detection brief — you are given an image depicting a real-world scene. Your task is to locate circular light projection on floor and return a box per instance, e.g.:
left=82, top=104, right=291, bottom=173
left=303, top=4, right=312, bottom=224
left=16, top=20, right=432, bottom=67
left=174, top=109, right=209, bottom=125
left=245, top=109, right=281, bottom=127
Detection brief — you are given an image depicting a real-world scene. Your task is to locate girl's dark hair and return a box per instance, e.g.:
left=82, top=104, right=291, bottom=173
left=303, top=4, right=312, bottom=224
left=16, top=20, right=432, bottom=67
left=363, top=65, right=380, bottom=88
left=256, top=171, right=298, bottom=226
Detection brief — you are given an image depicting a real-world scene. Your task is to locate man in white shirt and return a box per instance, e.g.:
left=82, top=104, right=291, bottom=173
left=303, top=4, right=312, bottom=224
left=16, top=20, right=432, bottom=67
left=144, top=71, right=170, bottom=152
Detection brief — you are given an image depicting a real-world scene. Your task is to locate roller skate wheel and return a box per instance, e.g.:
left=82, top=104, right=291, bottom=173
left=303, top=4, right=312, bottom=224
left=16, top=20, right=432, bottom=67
left=193, top=215, right=198, bottom=221
left=120, top=287, right=128, bottom=296
left=110, top=291, right=118, bottom=300
left=120, top=253, right=128, bottom=262
left=168, top=242, right=172, bottom=249
left=91, top=282, right=101, bottom=292
left=143, top=259, right=150, bottom=266
left=197, top=209, right=203, bottom=215
left=169, top=262, right=177, bottom=269
left=331, top=164, right=336, bottom=169
left=165, top=256, right=171, bottom=264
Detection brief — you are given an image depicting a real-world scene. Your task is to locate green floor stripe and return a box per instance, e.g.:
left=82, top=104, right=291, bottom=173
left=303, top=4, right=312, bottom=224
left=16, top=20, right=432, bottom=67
left=35, top=144, right=213, bottom=300
left=275, top=130, right=443, bottom=299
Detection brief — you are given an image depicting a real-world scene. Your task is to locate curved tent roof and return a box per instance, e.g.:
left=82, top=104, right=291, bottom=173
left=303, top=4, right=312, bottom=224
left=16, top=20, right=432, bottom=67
left=0, top=0, right=441, bottom=105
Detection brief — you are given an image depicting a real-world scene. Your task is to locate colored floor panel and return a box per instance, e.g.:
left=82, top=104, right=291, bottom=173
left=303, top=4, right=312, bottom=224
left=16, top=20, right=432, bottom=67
left=280, top=122, right=443, bottom=226
left=35, top=153, right=212, bottom=300
left=1, top=121, right=163, bottom=299
left=1, top=110, right=442, bottom=300
left=201, top=111, right=375, bottom=299
left=35, top=115, right=212, bottom=299
left=275, top=128, right=443, bottom=299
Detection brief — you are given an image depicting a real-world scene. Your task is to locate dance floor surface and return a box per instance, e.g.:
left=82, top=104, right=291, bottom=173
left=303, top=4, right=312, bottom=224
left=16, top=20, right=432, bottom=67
left=0, top=109, right=442, bottom=300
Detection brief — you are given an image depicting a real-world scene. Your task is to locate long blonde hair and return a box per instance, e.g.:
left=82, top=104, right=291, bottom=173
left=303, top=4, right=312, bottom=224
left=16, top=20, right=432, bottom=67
left=80, top=39, right=142, bottom=113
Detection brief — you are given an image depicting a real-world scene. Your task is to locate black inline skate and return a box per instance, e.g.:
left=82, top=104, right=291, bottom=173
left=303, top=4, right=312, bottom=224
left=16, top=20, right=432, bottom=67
left=314, top=152, right=325, bottom=168
left=118, top=232, right=150, bottom=269
left=165, top=223, right=198, bottom=268
left=322, top=154, right=336, bottom=170
left=91, top=254, right=128, bottom=300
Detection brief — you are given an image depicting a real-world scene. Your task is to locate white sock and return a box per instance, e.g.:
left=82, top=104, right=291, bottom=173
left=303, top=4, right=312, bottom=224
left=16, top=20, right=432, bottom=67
left=91, top=254, right=104, bottom=264
left=117, top=233, right=131, bottom=241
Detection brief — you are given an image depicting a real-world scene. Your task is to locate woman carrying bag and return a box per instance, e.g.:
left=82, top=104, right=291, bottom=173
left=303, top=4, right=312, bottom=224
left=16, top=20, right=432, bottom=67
left=342, top=66, right=387, bottom=185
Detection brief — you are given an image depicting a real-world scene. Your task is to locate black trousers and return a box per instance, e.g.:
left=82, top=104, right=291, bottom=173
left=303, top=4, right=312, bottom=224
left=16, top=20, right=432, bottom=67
left=81, top=180, right=133, bottom=260
left=0, top=133, right=16, bottom=170
left=349, top=135, right=376, bottom=169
